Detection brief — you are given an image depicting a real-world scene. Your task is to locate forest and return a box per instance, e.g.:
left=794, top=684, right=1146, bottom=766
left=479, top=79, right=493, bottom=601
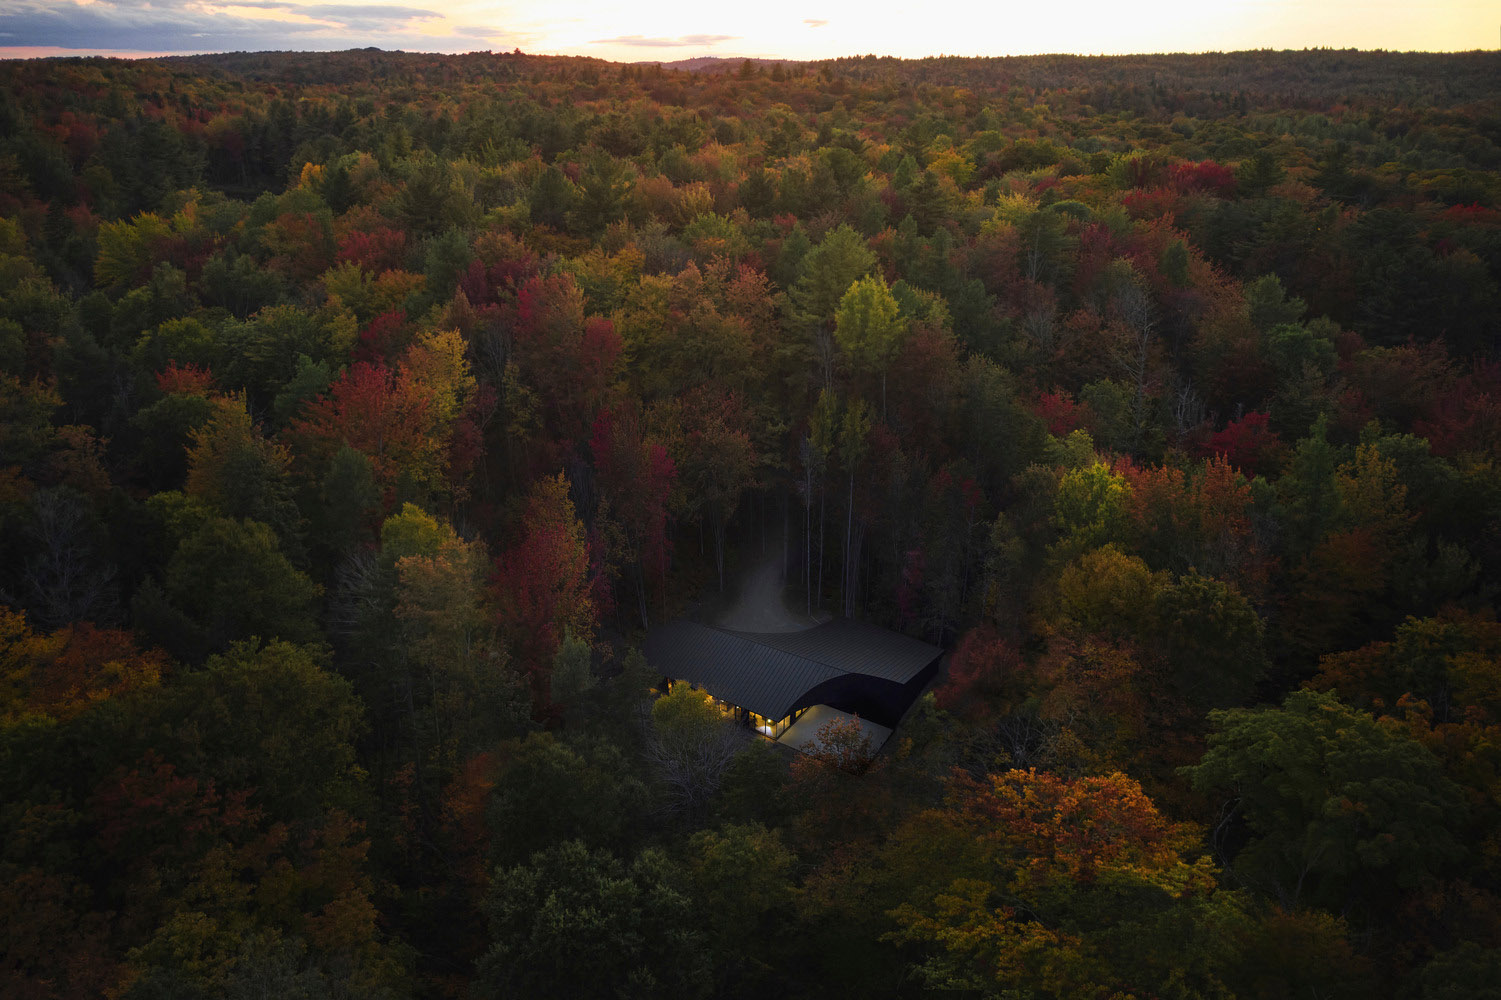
left=1, top=45, right=1500, bottom=998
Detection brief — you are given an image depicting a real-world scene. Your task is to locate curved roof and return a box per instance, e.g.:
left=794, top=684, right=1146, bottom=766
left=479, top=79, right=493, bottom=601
left=724, top=618, right=943, bottom=684
left=642, top=618, right=942, bottom=722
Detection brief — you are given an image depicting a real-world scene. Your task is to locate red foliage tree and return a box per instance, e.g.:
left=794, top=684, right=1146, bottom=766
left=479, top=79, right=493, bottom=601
left=591, top=406, right=676, bottom=627
left=1197, top=410, right=1287, bottom=478
left=353, top=309, right=413, bottom=363
left=491, top=473, right=596, bottom=701
left=155, top=361, right=215, bottom=397
left=286, top=360, right=438, bottom=504
left=1169, top=159, right=1237, bottom=197
left=336, top=227, right=407, bottom=274
left=510, top=275, right=622, bottom=469
left=1034, top=389, right=1093, bottom=436
left=934, top=624, right=1027, bottom=724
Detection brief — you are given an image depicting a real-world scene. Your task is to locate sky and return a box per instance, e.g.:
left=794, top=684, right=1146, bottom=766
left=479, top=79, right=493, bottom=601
left=0, top=0, right=1494, bottom=62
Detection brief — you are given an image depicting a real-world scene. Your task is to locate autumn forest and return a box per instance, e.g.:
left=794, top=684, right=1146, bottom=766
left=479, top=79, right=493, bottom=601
left=2, top=46, right=1501, bottom=998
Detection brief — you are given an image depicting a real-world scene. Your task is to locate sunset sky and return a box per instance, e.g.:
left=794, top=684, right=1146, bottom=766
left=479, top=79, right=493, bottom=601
left=0, top=0, right=1493, bottom=61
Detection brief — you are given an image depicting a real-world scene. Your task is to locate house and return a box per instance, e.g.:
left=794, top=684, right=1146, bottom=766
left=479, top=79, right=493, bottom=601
left=642, top=618, right=942, bottom=752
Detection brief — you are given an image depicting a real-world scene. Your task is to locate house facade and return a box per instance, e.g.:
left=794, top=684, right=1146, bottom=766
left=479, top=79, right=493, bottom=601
left=643, top=618, right=943, bottom=750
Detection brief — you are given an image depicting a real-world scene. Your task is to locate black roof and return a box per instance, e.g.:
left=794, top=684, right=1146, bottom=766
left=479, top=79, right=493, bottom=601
left=642, top=619, right=942, bottom=721
left=724, top=619, right=943, bottom=684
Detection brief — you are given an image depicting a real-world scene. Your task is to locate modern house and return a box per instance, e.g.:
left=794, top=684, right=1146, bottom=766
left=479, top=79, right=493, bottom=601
left=643, top=618, right=943, bottom=752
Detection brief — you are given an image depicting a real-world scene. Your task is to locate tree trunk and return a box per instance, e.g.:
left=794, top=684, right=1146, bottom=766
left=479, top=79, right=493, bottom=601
left=852, top=521, right=866, bottom=618
left=636, top=562, right=649, bottom=630
left=781, top=489, right=789, bottom=584
left=714, top=515, right=725, bottom=593
left=817, top=483, right=826, bottom=612
left=844, top=471, right=855, bottom=618
left=805, top=464, right=812, bottom=615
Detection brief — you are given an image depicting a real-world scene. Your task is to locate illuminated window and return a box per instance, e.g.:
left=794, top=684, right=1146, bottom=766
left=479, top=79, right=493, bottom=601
left=749, top=708, right=806, bottom=740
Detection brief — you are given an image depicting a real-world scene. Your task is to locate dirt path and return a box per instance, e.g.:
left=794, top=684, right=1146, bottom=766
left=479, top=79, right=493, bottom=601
left=715, top=554, right=821, bottom=633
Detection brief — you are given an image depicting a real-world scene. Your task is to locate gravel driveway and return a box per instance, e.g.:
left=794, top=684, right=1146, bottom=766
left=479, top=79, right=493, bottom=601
left=715, top=555, right=822, bottom=633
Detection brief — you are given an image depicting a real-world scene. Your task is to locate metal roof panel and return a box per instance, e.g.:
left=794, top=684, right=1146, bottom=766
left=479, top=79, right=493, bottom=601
left=642, top=620, right=843, bottom=720
left=642, top=618, right=943, bottom=721
left=726, top=618, right=942, bottom=683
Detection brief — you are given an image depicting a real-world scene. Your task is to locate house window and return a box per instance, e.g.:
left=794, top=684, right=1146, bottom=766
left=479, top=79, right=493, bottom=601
left=749, top=708, right=805, bottom=740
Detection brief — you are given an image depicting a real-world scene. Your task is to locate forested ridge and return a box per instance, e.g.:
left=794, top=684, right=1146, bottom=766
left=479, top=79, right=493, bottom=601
left=2, top=46, right=1500, bottom=998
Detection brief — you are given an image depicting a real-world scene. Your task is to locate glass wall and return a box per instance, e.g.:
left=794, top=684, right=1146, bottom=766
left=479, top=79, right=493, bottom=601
left=665, top=679, right=743, bottom=724
left=749, top=708, right=805, bottom=740
left=664, top=679, right=804, bottom=739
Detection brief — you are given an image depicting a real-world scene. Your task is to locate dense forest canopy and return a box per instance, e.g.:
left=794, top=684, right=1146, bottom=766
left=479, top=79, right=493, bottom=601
left=2, top=46, right=1500, bottom=998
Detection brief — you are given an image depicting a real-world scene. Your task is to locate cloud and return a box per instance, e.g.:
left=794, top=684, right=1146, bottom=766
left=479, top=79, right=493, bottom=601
left=0, top=0, right=445, bottom=52
left=590, top=33, right=737, bottom=48
left=221, top=2, right=441, bottom=30
left=803, top=18, right=829, bottom=27
left=450, top=23, right=540, bottom=45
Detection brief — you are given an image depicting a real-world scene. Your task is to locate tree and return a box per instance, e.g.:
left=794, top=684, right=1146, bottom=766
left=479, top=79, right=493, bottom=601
left=834, top=274, right=905, bottom=418
left=145, top=639, right=367, bottom=822
left=1151, top=569, right=1267, bottom=713
left=313, top=445, right=380, bottom=561
left=674, top=388, right=757, bottom=591
left=1052, top=544, right=1164, bottom=640
left=798, top=713, right=874, bottom=775
left=548, top=629, right=595, bottom=715
left=486, top=732, right=648, bottom=867
left=1051, top=461, right=1132, bottom=559
left=528, top=165, right=577, bottom=231
left=474, top=841, right=711, bottom=1000
left=791, top=225, right=877, bottom=388
left=1121, top=456, right=1260, bottom=585
left=141, top=513, right=320, bottom=661
left=591, top=406, right=675, bottom=628
left=1104, top=258, right=1162, bottom=455
left=17, top=486, right=119, bottom=630
left=1186, top=689, right=1468, bottom=911
left=509, top=274, right=622, bottom=470
left=223, top=305, right=333, bottom=408
left=1410, top=943, right=1501, bottom=1000
left=0, top=607, right=165, bottom=722
left=1311, top=611, right=1501, bottom=725
left=288, top=328, right=473, bottom=506
left=645, top=684, right=744, bottom=817
left=393, top=509, right=527, bottom=779
left=686, top=822, right=795, bottom=990
left=491, top=473, right=596, bottom=704
left=185, top=393, right=299, bottom=545
left=806, top=388, right=841, bottom=612
left=885, top=768, right=1244, bottom=998
left=286, top=361, right=438, bottom=505
left=934, top=625, right=1027, bottom=725
left=571, top=153, right=635, bottom=235
left=838, top=396, right=872, bottom=618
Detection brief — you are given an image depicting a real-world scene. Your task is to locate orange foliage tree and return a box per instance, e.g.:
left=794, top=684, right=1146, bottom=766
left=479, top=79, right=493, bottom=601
left=885, top=768, right=1240, bottom=996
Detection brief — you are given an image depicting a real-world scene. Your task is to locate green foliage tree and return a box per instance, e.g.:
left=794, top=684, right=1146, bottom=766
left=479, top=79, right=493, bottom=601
left=1051, top=461, right=1132, bottom=558
left=646, top=684, right=743, bottom=816
left=1152, top=569, right=1267, bottom=712
left=791, top=224, right=877, bottom=326
left=140, top=512, right=320, bottom=661
left=475, top=841, right=711, bottom=1000
left=834, top=274, right=905, bottom=417
left=487, top=731, right=648, bottom=866
left=1187, top=689, right=1468, bottom=910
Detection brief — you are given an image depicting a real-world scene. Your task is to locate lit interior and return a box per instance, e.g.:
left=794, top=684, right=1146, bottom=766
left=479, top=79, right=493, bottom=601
left=665, top=678, right=803, bottom=739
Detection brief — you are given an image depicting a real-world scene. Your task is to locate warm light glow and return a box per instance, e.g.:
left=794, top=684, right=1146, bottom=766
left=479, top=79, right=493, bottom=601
left=0, top=0, right=1491, bottom=60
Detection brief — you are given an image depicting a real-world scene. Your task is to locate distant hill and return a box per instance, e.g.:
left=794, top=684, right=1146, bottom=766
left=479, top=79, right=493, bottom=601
left=16, top=46, right=1498, bottom=106
left=634, top=56, right=800, bottom=73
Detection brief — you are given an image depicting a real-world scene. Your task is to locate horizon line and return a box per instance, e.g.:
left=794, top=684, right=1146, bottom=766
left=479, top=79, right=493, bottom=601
left=2, top=43, right=1497, bottom=64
